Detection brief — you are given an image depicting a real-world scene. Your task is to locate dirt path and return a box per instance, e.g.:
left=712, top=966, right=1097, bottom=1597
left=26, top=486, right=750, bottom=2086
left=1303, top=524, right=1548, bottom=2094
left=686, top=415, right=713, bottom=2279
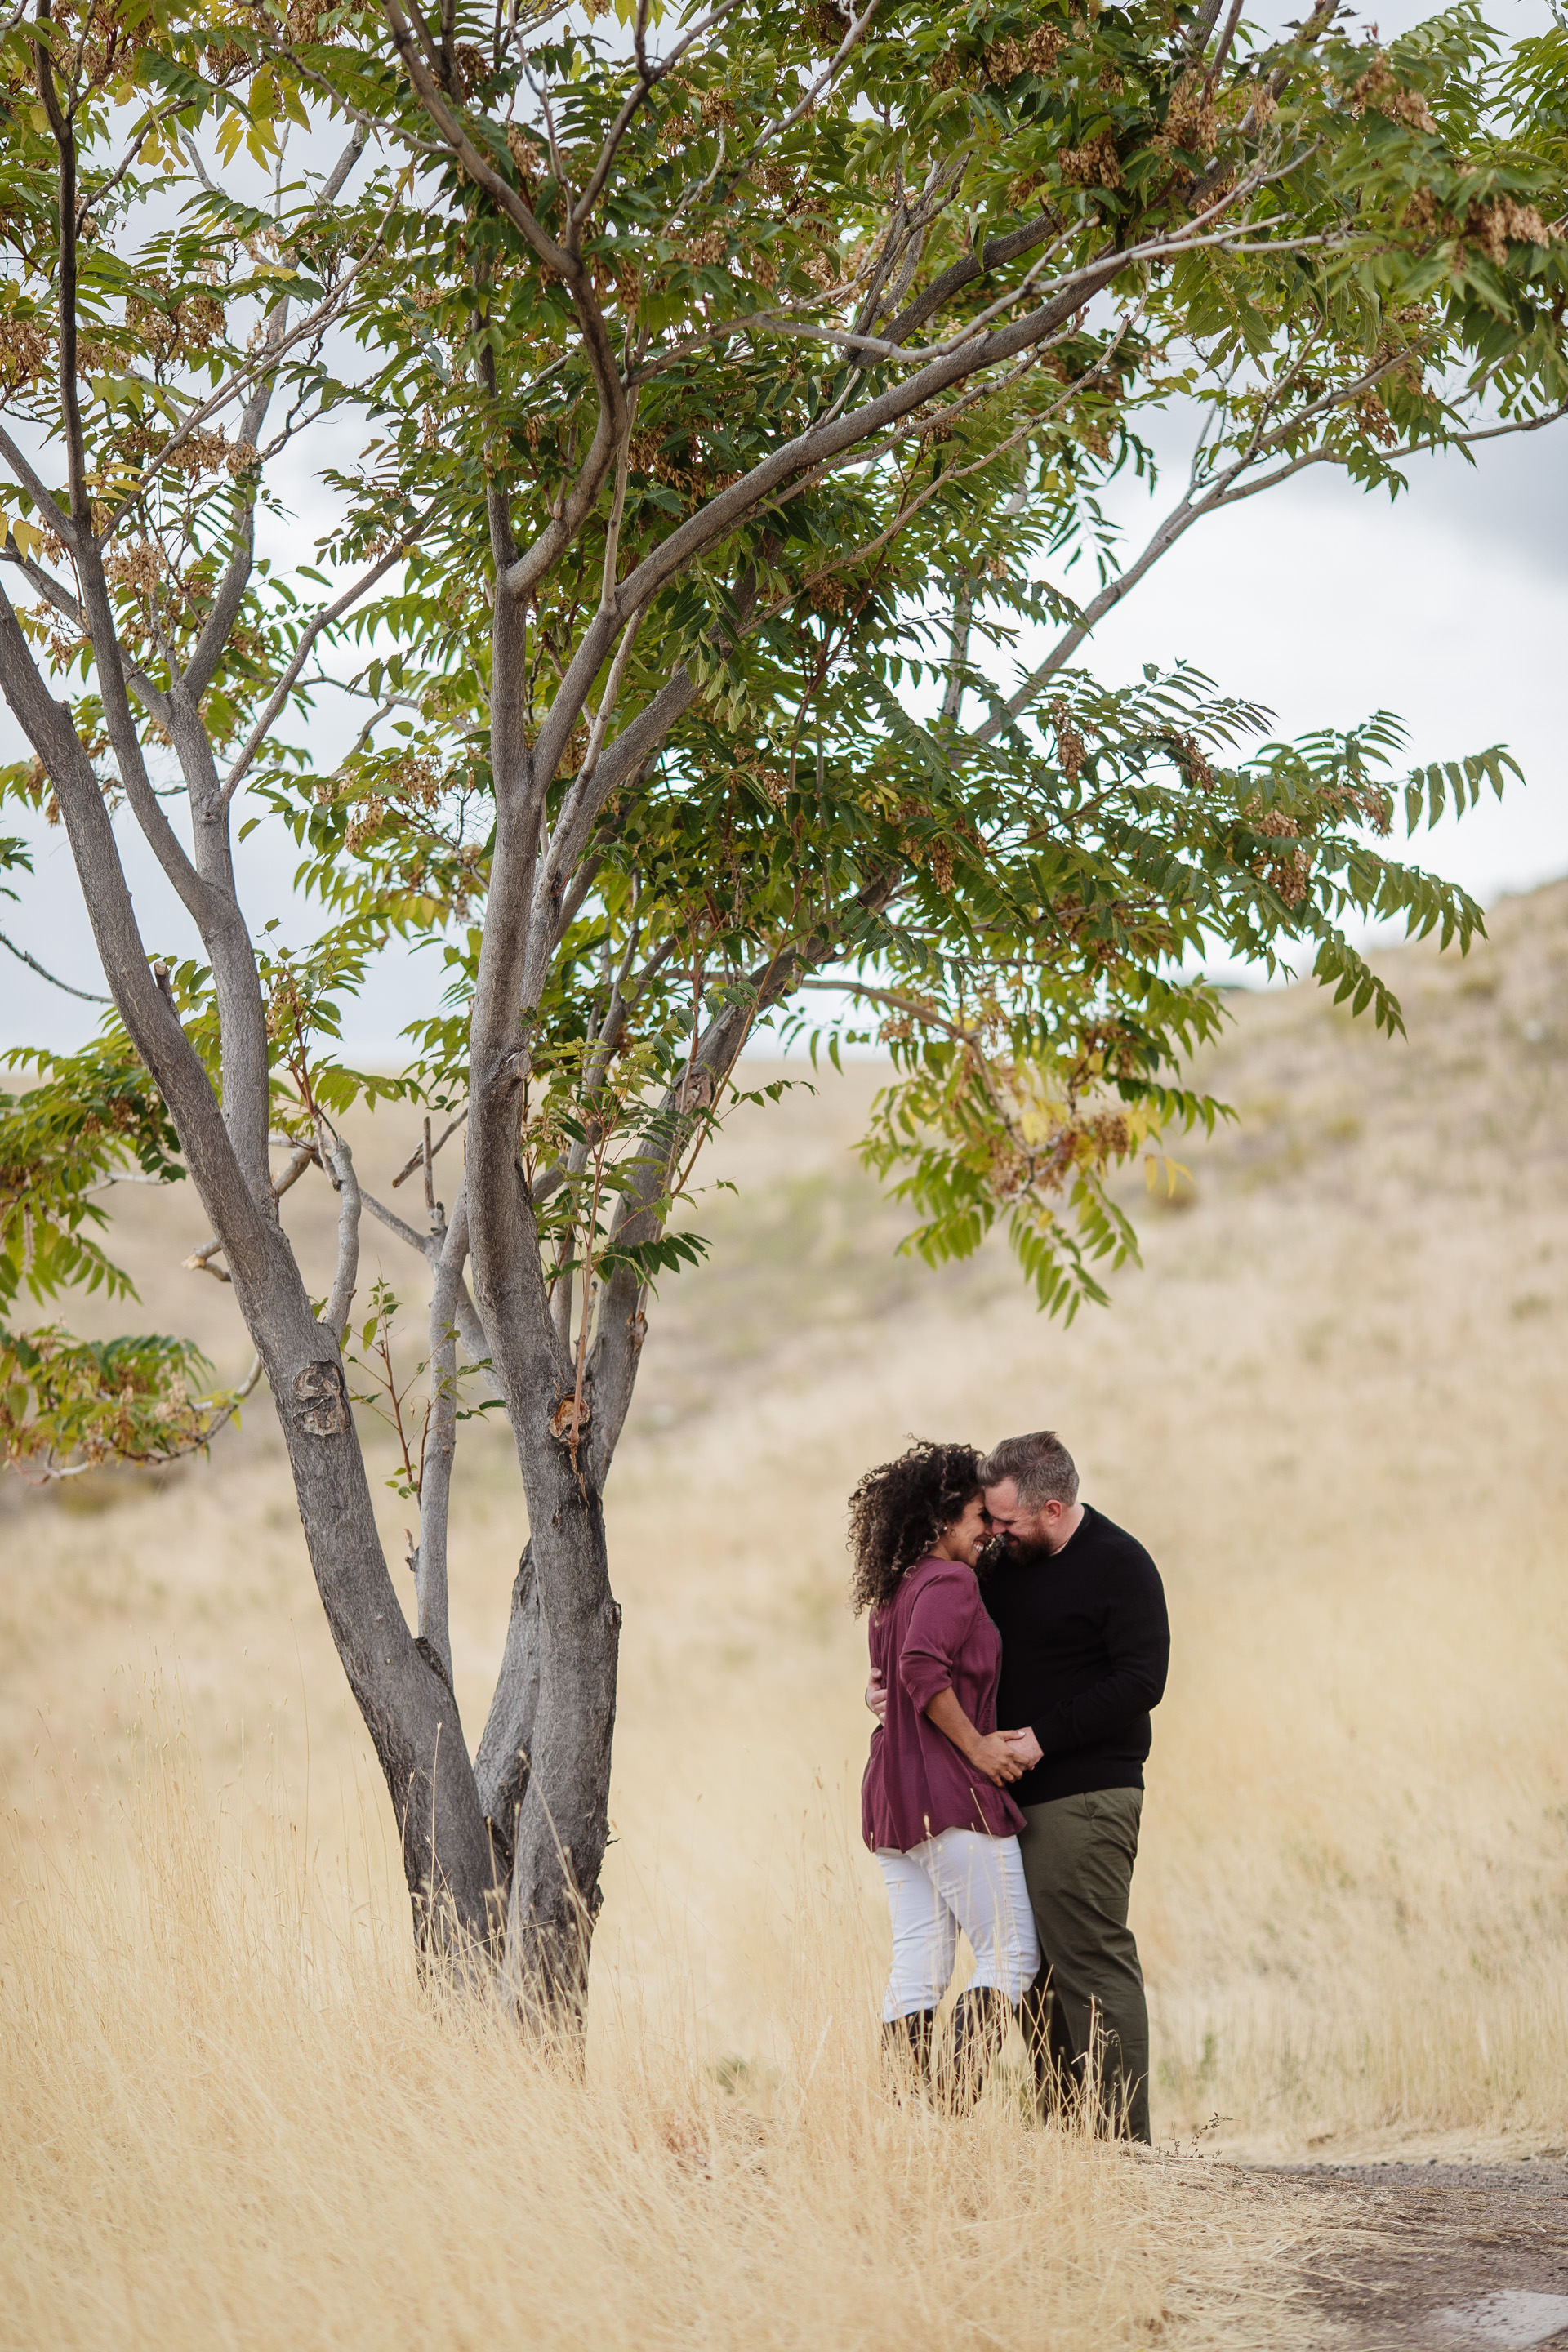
left=1256, top=2163, right=1568, bottom=2349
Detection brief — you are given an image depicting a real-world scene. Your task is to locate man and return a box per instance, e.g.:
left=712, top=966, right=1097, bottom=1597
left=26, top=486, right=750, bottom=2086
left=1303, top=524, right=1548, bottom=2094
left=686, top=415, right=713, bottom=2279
left=979, top=1430, right=1169, bottom=2144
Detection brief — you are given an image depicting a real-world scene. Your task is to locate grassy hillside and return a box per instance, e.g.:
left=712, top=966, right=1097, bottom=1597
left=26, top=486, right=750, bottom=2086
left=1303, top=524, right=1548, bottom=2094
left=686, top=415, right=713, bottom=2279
left=4, top=881, right=1567, bottom=2346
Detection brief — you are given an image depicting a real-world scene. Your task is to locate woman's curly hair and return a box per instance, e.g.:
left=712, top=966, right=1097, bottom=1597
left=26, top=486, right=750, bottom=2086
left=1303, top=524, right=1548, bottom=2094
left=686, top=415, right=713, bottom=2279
left=846, top=1439, right=982, bottom=1616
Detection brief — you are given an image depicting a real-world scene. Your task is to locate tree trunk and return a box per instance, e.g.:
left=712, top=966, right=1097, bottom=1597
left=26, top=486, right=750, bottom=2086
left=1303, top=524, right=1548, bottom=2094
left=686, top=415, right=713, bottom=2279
left=501, top=1455, right=621, bottom=2027
left=475, top=1542, right=542, bottom=1864
left=270, top=1317, right=497, bottom=1951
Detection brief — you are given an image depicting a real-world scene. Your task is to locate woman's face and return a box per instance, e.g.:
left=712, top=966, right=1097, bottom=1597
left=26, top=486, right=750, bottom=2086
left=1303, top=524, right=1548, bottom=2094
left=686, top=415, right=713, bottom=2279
left=940, top=1492, right=991, bottom=1567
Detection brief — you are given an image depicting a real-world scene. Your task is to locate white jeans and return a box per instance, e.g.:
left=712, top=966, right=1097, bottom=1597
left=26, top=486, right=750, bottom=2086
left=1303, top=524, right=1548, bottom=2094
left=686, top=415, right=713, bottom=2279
left=875, top=1829, right=1042, bottom=2022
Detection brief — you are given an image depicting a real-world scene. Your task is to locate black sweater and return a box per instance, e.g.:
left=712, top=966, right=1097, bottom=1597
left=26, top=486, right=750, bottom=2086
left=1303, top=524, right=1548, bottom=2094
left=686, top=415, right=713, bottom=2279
left=983, top=1503, right=1170, bottom=1806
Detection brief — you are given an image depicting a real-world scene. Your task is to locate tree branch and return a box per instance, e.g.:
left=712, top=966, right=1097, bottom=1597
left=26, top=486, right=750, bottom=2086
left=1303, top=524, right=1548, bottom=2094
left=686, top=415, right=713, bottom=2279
left=0, top=925, right=109, bottom=1001
left=361, top=1184, right=441, bottom=1259
left=318, top=1127, right=363, bottom=1343
left=220, top=501, right=446, bottom=804
left=0, top=581, right=277, bottom=1301
left=392, top=1108, right=469, bottom=1189
left=0, top=423, right=76, bottom=550
left=569, top=0, right=744, bottom=232
left=744, top=0, right=880, bottom=163
left=0, top=550, right=176, bottom=731
left=602, top=182, right=1297, bottom=636
left=96, top=223, right=399, bottom=546
left=415, top=1183, right=467, bottom=1687
left=381, top=0, right=630, bottom=615
left=872, top=208, right=1063, bottom=354
left=33, top=28, right=219, bottom=944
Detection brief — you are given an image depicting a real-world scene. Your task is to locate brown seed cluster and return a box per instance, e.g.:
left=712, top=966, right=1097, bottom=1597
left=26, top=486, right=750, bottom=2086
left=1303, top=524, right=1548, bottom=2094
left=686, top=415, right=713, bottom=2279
left=655, top=80, right=742, bottom=154
left=52, top=0, right=160, bottom=90
left=1160, top=66, right=1216, bottom=158
left=627, top=434, right=740, bottom=501
left=802, top=0, right=851, bottom=48
left=988, top=1135, right=1027, bottom=1193
left=204, top=38, right=252, bottom=77
left=506, top=122, right=545, bottom=199
left=163, top=429, right=255, bottom=482
left=125, top=289, right=230, bottom=362
left=280, top=0, right=343, bottom=41
left=555, top=722, right=591, bottom=781
left=1169, top=730, right=1214, bottom=791
left=1249, top=807, right=1311, bottom=906
left=982, top=1098, right=1136, bottom=1209
left=590, top=253, right=644, bottom=310
left=326, top=752, right=447, bottom=854
left=932, top=24, right=1064, bottom=90
left=448, top=43, right=491, bottom=97
left=104, top=540, right=165, bottom=595
left=1401, top=186, right=1557, bottom=259
left=1236, top=77, right=1276, bottom=131
left=1353, top=55, right=1438, bottom=136
left=755, top=159, right=808, bottom=207
left=264, top=966, right=310, bottom=1045
left=1463, top=194, right=1557, bottom=263
left=1051, top=699, right=1086, bottom=782
left=0, top=1326, right=212, bottom=1473
left=1057, top=130, right=1122, bottom=189
left=1355, top=388, right=1397, bottom=447
left=0, top=317, right=52, bottom=395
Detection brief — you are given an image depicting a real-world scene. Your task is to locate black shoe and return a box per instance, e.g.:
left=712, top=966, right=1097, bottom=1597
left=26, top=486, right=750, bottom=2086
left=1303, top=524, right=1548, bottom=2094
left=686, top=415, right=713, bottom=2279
left=1021, top=1976, right=1076, bottom=2123
left=949, top=1986, right=1013, bottom=2111
left=881, top=2008, right=935, bottom=2094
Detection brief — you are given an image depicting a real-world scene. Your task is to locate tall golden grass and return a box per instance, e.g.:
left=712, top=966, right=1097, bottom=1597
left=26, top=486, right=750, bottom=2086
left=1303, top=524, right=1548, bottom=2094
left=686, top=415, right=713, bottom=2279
left=2, top=1708, right=1314, bottom=2351
left=4, top=884, right=1568, bottom=2342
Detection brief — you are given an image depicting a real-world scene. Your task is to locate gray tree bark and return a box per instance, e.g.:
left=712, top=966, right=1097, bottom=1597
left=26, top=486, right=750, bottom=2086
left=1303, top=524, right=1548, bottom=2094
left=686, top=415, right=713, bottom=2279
left=475, top=1543, right=543, bottom=1850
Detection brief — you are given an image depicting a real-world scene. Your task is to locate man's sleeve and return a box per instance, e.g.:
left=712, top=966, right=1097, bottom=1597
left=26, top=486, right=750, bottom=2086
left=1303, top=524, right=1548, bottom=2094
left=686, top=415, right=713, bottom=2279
left=1031, top=1550, right=1169, bottom=1757
left=898, top=1567, right=975, bottom=1714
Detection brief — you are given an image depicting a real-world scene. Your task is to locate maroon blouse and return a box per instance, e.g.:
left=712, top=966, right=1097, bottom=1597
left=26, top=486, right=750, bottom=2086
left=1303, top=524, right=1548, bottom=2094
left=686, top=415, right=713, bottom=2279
left=860, top=1556, right=1026, bottom=1853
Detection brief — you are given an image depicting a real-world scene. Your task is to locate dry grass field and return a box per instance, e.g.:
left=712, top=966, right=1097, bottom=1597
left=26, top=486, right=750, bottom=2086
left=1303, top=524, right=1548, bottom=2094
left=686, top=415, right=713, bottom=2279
left=4, top=879, right=1568, bottom=2349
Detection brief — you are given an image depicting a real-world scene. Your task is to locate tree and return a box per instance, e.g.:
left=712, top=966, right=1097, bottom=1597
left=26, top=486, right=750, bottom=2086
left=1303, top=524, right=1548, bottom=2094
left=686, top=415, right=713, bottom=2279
left=2, top=0, right=1564, bottom=2021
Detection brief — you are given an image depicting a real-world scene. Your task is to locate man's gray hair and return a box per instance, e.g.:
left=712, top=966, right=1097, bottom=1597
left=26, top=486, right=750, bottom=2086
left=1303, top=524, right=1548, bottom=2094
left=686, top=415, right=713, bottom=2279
left=978, top=1430, right=1080, bottom=1508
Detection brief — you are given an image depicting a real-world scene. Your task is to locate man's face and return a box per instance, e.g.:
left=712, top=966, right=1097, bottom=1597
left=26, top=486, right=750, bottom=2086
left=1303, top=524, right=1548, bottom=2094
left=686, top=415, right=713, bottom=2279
left=983, top=1477, right=1062, bottom=1552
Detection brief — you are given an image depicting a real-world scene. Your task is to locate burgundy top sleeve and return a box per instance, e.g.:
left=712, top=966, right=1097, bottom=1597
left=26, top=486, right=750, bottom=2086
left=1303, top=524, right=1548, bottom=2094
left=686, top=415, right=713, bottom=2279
left=897, top=1562, right=977, bottom=1714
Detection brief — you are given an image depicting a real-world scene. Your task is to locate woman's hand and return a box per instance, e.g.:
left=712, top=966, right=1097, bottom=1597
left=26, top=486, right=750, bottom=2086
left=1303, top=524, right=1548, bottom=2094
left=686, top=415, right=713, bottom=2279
left=865, top=1671, right=889, bottom=1722
left=923, top=1690, right=1026, bottom=1784
left=969, top=1731, right=1026, bottom=1786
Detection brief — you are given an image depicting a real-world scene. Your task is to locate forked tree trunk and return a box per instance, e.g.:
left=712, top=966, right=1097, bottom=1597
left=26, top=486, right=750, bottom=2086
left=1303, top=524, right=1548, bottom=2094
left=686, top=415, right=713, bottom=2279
left=500, top=1465, right=621, bottom=2020
left=274, top=1349, right=498, bottom=1949
left=475, top=1543, right=542, bottom=1853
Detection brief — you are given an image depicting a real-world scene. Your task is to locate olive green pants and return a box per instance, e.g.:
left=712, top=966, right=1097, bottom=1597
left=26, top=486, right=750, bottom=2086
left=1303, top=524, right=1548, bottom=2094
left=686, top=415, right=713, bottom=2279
left=1016, top=1788, right=1151, bottom=2144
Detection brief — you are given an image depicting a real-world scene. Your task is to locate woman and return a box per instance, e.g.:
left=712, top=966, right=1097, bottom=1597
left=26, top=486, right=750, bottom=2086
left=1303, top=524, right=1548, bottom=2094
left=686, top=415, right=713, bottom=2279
left=851, top=1439, right=1040, bottom=2100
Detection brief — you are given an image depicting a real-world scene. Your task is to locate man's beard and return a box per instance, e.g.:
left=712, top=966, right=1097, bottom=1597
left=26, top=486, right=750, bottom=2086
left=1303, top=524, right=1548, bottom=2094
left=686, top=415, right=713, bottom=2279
left=985, top=1532, right=1050, bottom=1571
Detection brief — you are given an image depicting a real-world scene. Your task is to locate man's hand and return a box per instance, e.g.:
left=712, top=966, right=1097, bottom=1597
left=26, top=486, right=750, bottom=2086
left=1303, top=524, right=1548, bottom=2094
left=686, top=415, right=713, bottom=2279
left=866, top=1671, right=889, bottom=1722
left=970, top=1731, right=1026, bottom=1786
left=1002, top=1726, right=1043, bottom=1769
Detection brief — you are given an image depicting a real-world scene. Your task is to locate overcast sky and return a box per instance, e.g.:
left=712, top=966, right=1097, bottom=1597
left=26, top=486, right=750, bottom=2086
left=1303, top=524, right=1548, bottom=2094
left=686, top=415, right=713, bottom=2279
left=5, top=0, right=1562, bottom=1061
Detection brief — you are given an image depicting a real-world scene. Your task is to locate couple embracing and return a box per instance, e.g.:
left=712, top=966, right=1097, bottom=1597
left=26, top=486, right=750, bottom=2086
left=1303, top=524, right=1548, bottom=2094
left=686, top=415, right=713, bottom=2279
left=851, top=1429, right=1169, bottom=2139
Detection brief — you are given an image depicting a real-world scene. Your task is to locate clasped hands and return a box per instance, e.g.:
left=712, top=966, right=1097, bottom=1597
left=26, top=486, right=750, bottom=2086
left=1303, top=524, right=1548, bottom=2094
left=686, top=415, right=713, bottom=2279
left=864, top=1672, right=1044, bottom=1786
